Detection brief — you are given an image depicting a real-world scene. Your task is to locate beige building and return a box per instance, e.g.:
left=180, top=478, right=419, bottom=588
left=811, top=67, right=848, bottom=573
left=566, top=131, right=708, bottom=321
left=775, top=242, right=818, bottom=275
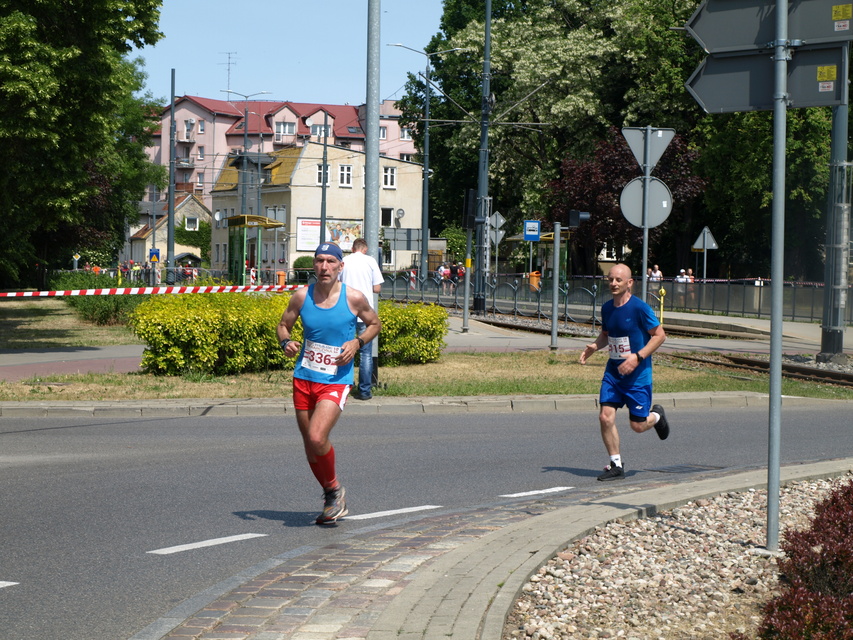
left=210, top=142, right=423, bottom=280
left=120, top=193, right=212, bottom=268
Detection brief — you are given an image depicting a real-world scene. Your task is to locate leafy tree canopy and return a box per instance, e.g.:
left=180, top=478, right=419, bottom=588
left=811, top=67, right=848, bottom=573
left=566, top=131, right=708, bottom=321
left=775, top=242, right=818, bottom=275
left=0, top=1, right=164, bottom=286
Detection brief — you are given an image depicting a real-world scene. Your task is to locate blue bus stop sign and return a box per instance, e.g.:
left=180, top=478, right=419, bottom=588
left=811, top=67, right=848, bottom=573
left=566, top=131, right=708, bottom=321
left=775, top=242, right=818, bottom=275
left=523, top=220, right=540, bottom=242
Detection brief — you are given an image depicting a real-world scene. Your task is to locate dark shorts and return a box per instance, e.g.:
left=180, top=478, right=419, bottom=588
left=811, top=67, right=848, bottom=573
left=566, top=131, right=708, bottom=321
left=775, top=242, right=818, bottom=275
left=600, top=374, right=652, bottom=420
left=292, top=378, right=351, bottom=411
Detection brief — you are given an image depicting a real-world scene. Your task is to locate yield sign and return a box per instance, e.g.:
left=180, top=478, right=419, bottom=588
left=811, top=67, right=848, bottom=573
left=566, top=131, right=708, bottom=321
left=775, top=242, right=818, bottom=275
left=621, top=127, right=675, bottom=172
left=693, top=226, right=719, bottom=250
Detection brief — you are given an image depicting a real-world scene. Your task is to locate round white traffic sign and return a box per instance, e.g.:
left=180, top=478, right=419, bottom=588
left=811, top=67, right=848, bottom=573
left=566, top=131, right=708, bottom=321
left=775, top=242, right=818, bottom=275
left=619, top=177, right=673, bottom=228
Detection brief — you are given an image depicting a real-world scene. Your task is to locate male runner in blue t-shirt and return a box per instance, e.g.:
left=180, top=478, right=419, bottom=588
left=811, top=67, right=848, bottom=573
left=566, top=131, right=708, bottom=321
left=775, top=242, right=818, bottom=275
left=579, top=263, right=670, bottom=481
left=277, top=243, right=381, bottom=523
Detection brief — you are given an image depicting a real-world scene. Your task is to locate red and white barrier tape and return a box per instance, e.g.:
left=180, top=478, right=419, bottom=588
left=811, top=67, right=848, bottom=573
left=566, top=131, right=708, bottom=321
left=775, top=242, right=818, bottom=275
left=0, top=284, right=304, bottom=298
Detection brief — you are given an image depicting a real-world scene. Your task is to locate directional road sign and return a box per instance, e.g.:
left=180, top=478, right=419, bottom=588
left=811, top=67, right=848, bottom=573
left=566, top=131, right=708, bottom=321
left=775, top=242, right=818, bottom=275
left=686, top=0, right=853, bottom=54
left=620, top=177, right=673, bottom=228
left=622, top=127, right=675, bottom=172
left=686, top=44, right=847, bottom=113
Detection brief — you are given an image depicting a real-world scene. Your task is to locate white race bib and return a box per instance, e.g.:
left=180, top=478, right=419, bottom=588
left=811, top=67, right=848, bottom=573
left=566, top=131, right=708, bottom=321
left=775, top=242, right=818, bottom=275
left=300, top=339, right=341, bottom=375
left=607, top=336, right=632, bottom=360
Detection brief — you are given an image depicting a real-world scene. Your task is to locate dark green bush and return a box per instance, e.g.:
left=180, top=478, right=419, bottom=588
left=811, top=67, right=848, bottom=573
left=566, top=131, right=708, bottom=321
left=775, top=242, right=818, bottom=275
left=732, top=479, right=853, bottom=639
left=49, top=271, right=147, bottom=325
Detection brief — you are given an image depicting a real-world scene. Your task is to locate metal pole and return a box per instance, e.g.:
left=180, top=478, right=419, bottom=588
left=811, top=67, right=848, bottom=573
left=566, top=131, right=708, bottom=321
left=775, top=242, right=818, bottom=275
left=320, top=110, right=328, bottom=244
left=766, top=0, right=789, bottom=552
left=819, top=43, right=850, bottom=361
left=550, top=222, right=561, bottom=349
left=703, top=228, right=708, bottom=281
left=421, top=57, right=431, bottom=280
left=641, top=125, right=651, bottom=302
left=474, top=0, right=492, bottom=314
left=167, top=70, right=176, bottom=284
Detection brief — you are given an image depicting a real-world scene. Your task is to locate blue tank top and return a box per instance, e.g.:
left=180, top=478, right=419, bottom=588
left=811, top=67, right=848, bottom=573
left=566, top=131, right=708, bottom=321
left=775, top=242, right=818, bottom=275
left=293, top=283, right=357, bottom=385
left=601, top=295, right=659, bottom=386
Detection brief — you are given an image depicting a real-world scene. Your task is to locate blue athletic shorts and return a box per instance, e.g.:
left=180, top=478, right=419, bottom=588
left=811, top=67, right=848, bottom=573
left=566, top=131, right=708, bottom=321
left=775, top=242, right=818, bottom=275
left=599, top=373, right=652, bottom=420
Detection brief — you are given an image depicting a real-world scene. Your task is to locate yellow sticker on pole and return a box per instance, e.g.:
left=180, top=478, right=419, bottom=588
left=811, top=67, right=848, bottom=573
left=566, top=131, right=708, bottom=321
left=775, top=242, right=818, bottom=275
left=818, top=65, right=838, bottom=82
left=833, top=4, right=853, bottom=20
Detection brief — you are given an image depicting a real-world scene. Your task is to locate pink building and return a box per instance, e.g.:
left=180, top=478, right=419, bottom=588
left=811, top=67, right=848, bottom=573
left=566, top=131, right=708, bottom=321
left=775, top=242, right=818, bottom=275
left=144, top=96, right=417, bottom=210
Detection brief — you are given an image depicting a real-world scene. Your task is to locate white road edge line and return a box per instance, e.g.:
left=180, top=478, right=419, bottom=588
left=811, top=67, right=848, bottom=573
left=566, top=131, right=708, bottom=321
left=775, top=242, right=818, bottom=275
left=147, top=533, right=268, bottom=556
left=499, top=486, right=575, bottom=498
left=346, top=505, right=443, bottom=520
left=0, top=582, right=19, bottom=589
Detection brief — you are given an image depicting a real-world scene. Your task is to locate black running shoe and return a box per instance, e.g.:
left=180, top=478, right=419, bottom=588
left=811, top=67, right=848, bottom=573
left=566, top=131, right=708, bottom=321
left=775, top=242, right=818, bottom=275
left=652, top=404, right=670, bottom=440
left=597, top=464, right=625, bottom=481
left=316, top=485, right=348, bottom=525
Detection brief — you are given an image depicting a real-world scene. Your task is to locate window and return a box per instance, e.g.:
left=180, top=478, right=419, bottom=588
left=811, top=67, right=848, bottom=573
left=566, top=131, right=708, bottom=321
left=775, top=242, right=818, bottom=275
left=401, top=128, right=413, bottom=140
left=339, top=165, right=352, bottom=187
left=214, top=210, right=221, bottom=228
left=275, top=121, right=295, bottom=140
left=197, top=146, right=205, bottom=160
left=383, top=166, right=397, bottom=188
left=400, top=153, right=414, bottom=162
left=311, top=124, right=332, bottom=138
left=381, top=207, right=393, bottom=227
left=223, top=244, right=228, bottom=264
left=347, top=126, right=363, bottom=134
left=215, top=244, right=220, bottom=263
left=185, top=216, right=199, bottom=231
left=379, top=126, right=387, bottom=140
left=316, top=164, right=330, bottom=185
left=196, top=172, right=204, bottom=189
left=198, top=120, right=205, bottom=133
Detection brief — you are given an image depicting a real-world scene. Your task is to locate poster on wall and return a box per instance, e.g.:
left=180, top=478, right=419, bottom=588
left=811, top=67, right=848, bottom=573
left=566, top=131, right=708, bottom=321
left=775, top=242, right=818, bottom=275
left=296, top=218, right=363, bottom=253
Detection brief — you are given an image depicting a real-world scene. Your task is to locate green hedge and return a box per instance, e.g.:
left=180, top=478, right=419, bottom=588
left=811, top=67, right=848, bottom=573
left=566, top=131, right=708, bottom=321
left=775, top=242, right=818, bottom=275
left=129, top=293, right=447, bottom=376
left=49, top=271, right=147, bottom=325
left=377, top=300, right=447, bottom=366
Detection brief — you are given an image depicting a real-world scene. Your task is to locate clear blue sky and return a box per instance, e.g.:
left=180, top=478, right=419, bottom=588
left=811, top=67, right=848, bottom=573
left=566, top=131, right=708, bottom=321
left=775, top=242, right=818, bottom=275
left=133, top=0, right=446, bottom=106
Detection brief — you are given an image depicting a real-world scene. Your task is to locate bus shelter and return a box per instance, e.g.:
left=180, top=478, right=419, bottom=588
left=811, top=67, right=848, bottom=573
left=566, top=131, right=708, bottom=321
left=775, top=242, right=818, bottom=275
left=227, top=214, right=285, bottom=285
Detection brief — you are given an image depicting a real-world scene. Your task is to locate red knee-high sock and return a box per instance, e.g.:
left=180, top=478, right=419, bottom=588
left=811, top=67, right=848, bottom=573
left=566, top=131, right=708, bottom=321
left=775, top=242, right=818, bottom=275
left=308, top=447, right=337, bottom=489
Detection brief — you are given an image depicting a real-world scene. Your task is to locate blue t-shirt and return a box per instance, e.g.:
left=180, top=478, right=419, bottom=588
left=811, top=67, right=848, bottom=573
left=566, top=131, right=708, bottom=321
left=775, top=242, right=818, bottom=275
left=293, top=284, right=357, bottom=385
left=601, top=295, right=660, bottom=387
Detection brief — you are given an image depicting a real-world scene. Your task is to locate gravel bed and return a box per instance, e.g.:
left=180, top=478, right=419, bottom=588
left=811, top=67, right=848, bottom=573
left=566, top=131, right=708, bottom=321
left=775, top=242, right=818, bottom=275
left=503, top=473, right=852, bottom=640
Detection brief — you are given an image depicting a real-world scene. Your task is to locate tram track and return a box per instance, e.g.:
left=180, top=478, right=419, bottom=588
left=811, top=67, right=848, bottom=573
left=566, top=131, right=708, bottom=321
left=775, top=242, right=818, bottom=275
left=463, top=312, right=853, bottom=388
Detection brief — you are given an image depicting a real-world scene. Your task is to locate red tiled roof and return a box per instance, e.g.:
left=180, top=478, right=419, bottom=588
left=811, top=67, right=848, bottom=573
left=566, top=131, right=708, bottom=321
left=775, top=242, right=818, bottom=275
left=159, top=96, right=365, bottom=140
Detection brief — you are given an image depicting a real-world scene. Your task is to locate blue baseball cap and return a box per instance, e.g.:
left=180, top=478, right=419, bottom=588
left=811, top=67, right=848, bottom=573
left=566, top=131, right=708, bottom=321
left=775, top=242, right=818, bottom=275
left=314, top=242, right=343, bottom=262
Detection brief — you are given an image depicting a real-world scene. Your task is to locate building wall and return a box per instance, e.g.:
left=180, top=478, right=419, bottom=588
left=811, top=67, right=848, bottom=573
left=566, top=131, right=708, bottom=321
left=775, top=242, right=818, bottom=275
left=209, top=143, right=422, bottom=275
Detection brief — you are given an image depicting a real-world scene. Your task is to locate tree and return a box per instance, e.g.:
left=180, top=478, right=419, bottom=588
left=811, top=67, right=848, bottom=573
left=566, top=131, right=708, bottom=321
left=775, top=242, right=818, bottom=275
left=0, top=1, right=163, bottom=287
left=175, top=220, right=212, bottom=265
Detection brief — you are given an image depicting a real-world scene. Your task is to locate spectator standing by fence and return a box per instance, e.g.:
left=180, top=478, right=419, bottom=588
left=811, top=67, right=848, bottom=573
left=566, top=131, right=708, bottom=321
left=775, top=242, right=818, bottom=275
left=341, top=238, right=383, bottom=400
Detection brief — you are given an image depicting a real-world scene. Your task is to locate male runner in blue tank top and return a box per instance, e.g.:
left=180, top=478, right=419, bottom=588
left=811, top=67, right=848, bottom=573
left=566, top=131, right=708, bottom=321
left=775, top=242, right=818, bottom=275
left=579, top=263, right=670, bottom=481
left=277, top=243, right=381, bottom=524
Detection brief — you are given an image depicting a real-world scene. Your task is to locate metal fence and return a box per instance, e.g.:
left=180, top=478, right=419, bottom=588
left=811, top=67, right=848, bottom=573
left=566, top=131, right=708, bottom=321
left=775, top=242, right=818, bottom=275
left=379, top=272, right=853, bottom=326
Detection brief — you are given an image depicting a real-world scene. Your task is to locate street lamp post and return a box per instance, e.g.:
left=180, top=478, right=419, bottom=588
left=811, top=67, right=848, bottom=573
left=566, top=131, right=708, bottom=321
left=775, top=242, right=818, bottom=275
left=388, top=43, right=462, bottom=280
left=221, top=89, right=270, bottom=283
left=304, top=113, right=330, bottom=243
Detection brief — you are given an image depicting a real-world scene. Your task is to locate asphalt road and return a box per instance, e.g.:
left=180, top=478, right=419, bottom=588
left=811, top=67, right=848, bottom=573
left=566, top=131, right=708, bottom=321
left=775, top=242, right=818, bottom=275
left=0, top=404, right=850, bottom=639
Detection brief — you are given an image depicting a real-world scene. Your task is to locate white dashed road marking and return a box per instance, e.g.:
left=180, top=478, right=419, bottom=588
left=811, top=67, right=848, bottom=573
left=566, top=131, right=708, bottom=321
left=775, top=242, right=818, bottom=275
left=0, top=582, right=19, bottom=589
left=499, top=486, right=574, bottom=498
left=346, top=505, right=442, bottom=520
left=147, top=533, right=268, bottom=555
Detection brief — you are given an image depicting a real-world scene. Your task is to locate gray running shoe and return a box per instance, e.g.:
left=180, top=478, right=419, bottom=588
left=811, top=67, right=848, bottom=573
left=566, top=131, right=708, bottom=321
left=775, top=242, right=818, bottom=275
left=597, top=464, right=625, bottom=481
left=652, top=404, right=670, bottom=440
left=316, top=485, right=348, bottom=525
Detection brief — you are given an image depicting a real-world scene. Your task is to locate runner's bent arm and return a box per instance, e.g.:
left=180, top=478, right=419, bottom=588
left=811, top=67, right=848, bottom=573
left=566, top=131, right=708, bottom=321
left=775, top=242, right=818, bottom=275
left=335, top=288, right=381, bottom=366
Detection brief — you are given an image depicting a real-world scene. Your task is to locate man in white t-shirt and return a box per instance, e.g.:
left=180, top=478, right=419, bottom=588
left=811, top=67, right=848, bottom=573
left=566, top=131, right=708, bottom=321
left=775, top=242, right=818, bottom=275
left=341, top=238, right=384, bottom=399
